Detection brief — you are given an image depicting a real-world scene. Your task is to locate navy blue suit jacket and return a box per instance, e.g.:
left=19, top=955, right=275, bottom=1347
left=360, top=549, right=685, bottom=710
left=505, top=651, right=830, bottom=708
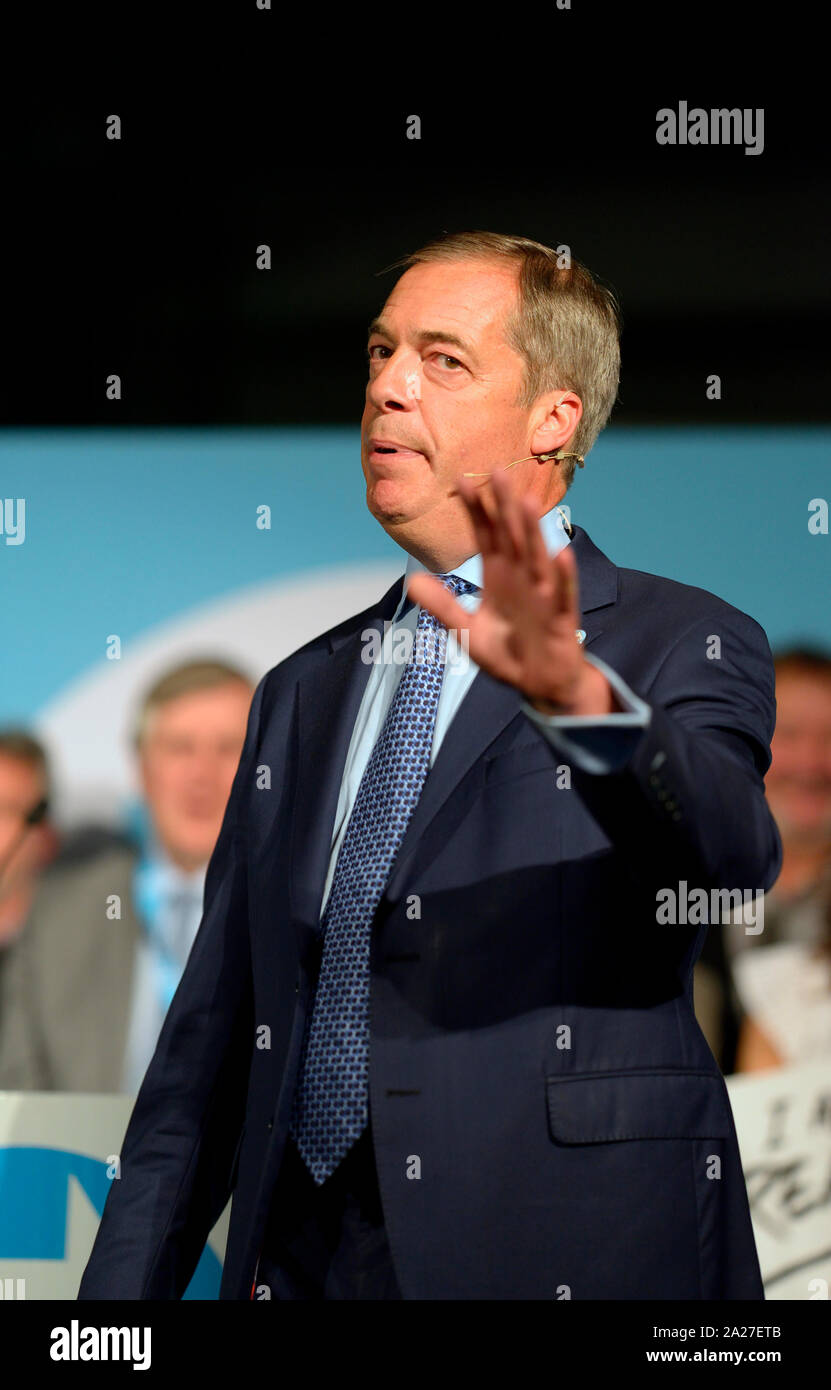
left=78, top=526, right=781, bottom=1300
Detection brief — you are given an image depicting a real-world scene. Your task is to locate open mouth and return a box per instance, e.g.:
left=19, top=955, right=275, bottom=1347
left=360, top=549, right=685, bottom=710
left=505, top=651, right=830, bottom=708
left=370, top=444, right=423, bottom=458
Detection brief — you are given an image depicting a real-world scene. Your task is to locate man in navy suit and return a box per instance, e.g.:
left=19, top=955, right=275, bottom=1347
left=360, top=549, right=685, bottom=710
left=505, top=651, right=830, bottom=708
left=79, top=232, right=780, bottom=1301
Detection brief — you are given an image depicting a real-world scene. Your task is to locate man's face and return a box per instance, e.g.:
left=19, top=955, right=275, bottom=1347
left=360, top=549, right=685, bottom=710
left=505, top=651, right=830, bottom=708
left=361, top=258, right=568, bottom=566
left=766, top=671, right=831, bottom=842
left=0, top=753, right=48, bottom=895
left=138, top=682, right=252, bottom=872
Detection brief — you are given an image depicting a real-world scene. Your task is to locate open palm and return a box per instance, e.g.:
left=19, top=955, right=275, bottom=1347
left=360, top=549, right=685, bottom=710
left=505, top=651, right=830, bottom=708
left=406, top=468, right=588, bottom=711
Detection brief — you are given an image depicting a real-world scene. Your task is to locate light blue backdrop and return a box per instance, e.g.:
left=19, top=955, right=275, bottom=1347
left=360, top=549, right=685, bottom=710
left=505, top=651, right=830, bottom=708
left=1, top=425, right=829, bottom=722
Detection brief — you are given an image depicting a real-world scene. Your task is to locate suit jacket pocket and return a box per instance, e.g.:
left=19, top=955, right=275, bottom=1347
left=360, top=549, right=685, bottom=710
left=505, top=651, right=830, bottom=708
left=546, top=1069, right=733, bottom=1144
left=484, top=741, right=559, bottom=789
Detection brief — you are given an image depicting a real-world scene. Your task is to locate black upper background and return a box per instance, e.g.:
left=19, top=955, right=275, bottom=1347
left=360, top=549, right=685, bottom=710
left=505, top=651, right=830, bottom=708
left=2, top=62, right=828, bottom=429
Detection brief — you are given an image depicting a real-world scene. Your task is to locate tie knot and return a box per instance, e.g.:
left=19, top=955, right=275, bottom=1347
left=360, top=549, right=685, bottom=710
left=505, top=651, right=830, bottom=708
left=435, top=572, right=478, bottom=600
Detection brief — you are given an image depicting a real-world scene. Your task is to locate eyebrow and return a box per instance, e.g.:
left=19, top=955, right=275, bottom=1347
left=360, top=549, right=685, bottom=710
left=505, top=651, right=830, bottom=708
left=367, top=317, right=479, bottom=365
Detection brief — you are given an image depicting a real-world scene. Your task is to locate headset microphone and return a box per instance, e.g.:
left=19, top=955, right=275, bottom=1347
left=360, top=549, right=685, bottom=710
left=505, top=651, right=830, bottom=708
left=463, top=449, right=584, bottom=477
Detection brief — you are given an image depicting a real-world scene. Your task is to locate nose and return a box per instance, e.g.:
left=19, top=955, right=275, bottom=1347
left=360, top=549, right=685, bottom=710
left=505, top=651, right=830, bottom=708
left=367, top=347, right=421, bottom=411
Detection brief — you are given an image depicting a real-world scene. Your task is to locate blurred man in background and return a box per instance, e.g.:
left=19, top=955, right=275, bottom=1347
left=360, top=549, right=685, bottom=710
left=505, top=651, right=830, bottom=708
left=0, top=732, right=58, bottom=951
left=753, top=648, right=831, bottom=933
left=730, top=647, right=831, bottom=1069
left=0, top=659, right=254, bottom=1093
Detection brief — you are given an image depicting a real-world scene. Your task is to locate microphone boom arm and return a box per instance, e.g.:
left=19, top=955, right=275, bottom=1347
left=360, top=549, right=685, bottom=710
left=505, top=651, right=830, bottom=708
left=463, top=450, right=584, bottom=477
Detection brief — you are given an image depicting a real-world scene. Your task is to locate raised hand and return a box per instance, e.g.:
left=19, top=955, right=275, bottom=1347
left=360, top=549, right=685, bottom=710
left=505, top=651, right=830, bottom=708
left=406, top=468, right=615, bottom=717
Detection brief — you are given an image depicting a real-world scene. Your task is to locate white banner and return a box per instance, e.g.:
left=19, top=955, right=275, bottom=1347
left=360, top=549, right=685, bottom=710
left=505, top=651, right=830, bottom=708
left=2, top=1066, right=829, bottom=1300
left=726, top=1060, right=831, bottom=1300
left=0, top=1091, right=229, bottom=1300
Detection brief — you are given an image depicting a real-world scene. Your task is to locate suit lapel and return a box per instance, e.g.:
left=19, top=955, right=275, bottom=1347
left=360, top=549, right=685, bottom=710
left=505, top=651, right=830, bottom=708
left=289, top=526, right=620, bottom=929
left=567, top=524, right=619, bottom=648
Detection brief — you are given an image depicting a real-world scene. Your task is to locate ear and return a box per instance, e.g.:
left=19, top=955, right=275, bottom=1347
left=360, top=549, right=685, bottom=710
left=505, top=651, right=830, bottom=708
left=529, top=391, right=583, bottom=456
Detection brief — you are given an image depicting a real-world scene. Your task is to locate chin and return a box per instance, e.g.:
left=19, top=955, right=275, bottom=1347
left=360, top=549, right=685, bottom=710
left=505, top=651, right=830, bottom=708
left=774, top=806, right=831, bottom=841
left=171, top=838, right=215, bottom=868
left=367, top=482, right=418, bottom=527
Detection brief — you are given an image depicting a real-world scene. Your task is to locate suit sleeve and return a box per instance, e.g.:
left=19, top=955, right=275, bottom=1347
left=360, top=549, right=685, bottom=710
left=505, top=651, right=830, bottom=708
left=523, top=607, right=782, bottom=894
left=522, top=650, right=652, bottom=774
left=77, top=672, right=268, bottom=1299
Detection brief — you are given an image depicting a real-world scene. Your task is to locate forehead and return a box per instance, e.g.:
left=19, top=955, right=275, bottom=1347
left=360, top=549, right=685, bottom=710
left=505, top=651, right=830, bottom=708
left=147, top=683, right=251, bottom=732
left=774, top=671, right=831, bottom=714
left=0, top=752, right=42, bottom=794
left=381, top=258, right=520, bottom=345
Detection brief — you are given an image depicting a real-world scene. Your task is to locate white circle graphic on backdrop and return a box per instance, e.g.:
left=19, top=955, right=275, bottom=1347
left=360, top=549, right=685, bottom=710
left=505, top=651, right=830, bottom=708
left=36, top=563, right=402, bottom=827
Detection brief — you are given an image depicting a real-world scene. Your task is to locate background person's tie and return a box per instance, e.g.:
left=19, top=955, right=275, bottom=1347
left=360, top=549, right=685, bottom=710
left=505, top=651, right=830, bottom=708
left=289, top=572, right=478, bottom=1185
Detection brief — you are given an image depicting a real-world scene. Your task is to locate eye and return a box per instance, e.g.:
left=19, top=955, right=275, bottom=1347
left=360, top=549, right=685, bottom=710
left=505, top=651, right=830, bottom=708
left=366, top=344, right=466, bottom=372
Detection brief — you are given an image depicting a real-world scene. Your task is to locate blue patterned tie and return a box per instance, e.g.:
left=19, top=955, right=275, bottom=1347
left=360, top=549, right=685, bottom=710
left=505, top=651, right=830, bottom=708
left=289, top=572, right=478, bottom=1184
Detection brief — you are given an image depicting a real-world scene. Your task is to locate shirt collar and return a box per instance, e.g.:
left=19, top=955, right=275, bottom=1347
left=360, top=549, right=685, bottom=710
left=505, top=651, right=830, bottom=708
left=392, top=504, right=571, bottom=621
